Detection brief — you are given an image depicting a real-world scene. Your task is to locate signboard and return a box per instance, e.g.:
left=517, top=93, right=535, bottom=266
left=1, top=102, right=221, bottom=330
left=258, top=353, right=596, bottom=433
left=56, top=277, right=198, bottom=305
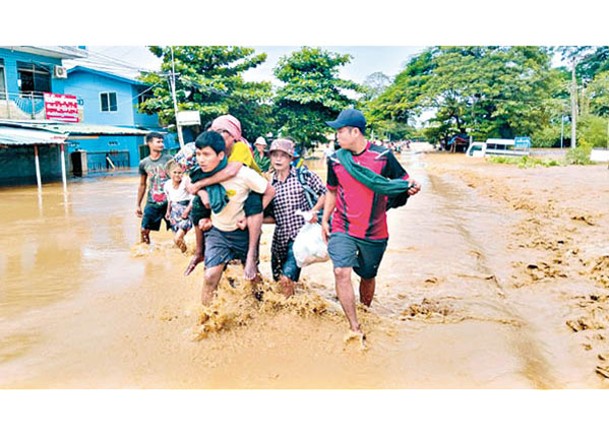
left=514, top=136, right=531, bottom=149
left=176, top=110, right=201, bottom=126
left=44, top=92, right=79, bottom=123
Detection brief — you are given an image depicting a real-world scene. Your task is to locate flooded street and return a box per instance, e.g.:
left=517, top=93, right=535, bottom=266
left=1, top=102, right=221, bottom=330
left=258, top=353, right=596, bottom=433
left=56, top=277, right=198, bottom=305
left=1, top=150, right=608, bottom=389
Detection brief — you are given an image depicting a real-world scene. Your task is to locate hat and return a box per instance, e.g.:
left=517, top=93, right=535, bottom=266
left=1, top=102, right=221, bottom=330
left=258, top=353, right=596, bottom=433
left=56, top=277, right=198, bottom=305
left=210, top=114, right=242, bottom=141
left=326, top=108, right=366, bottom=132
left=268, top=138, right=295, bottom=157
left=254, top=136, right=267, bottom=146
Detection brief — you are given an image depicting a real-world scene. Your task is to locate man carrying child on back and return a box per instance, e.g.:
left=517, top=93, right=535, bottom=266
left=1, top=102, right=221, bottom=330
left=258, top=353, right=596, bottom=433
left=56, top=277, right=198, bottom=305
left=191, top=131, right=275, bottom=305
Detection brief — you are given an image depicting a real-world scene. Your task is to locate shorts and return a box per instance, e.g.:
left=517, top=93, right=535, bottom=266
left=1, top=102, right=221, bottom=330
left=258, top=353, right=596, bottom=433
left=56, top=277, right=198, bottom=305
left=327, top=232, right=388, bottom=279
left=169, top=201, right=193, bottom=233
left=190, top=195, right=211, bottom=227
left=281, top=240, right=301, bottom=282
left=204, top=226, right=249, bottom=268
left=142, top=202, right=169, bottom=231
left=244, top=192, right=263, bottom=217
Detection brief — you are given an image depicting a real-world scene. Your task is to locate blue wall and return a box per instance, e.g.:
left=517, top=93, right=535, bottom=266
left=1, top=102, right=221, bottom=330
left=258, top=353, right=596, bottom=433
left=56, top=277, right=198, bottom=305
left=66, top=134, right=146, bottom=169
left=64, top=70, right=135, bottom=125
left=131, top=85, right=159, bottom=129
left=0, top=48, right=65, bottom=98
left=63, top=69, right=159, bottom=128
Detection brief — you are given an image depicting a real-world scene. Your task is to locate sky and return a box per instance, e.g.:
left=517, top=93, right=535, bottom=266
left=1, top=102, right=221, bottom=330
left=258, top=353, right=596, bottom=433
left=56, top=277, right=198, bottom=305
left=74, top=45, right=425, bottom=85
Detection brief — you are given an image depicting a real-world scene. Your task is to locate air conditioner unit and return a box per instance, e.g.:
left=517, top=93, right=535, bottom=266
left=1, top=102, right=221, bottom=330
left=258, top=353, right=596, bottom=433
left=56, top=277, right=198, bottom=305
left=54, top=65, right=68, bottom=79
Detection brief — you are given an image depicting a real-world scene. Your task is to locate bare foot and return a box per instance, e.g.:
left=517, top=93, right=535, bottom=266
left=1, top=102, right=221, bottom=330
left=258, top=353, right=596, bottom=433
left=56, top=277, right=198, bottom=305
left=184, top=254, right=204, bottom=276
left=343, top=329, right=367, bottom=350
left=175, top=238, right=187, bottom=253
left=141, top=231, right=150, bottom=244
left=243, top=259, right=258, bottom=281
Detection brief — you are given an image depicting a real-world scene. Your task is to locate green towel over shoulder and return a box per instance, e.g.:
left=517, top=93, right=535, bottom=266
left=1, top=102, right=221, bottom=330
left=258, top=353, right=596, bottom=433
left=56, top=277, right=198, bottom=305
left=335, top=148, right=412, bottom=196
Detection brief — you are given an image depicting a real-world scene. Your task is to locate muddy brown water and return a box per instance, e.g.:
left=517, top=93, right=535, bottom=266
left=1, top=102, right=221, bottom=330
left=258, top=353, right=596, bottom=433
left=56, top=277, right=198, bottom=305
left=1, top=151, right=608, bottom=390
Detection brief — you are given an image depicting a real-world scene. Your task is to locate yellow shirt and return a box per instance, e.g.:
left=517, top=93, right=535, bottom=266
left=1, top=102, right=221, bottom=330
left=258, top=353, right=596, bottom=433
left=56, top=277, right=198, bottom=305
left=229, top=141, right=262, bottom=174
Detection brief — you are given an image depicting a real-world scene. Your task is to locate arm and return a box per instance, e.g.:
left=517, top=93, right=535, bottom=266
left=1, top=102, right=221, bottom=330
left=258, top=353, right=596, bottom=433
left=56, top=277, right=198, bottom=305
left=182, top=201, right=193, bottom=219
left=321, top=189, right=336, bottom=243
left=261, top=182, right=275, bottom=210
left=136, top=174, right=147, bottom=217
left=186, top=161, right=243, bottom=194
left=165, top=200, right=173, bottom=221
left=308, top=193, right=326, bottom=224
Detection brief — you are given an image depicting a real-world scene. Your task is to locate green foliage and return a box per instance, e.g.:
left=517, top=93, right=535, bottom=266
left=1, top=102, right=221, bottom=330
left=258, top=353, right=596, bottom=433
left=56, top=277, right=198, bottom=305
left=369, top=46, right=562, bottom=146
left=138, top=46, right=273, bottom=138
left=488, top=155, right=562, bottom=168
left=577, top=115, right=609, bottom=148
left=565, top=147, right=592, bottom=165
left=272, top=47, right=361, bottom=149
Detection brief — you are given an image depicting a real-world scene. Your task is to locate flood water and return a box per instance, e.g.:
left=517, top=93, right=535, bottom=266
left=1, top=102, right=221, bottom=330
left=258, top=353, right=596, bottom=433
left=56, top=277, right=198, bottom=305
left=0, top=151, right=605, bottom=390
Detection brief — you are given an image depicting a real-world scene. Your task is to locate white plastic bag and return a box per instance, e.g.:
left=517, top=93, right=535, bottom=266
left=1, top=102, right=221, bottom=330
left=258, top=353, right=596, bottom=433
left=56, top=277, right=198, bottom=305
left=293, top=222, right=329, bottom=268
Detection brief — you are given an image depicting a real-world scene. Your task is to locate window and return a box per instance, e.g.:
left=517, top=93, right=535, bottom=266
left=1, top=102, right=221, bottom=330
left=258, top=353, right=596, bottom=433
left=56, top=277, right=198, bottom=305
left=17, top=61, right=51, bottom=97
left=137, top=89, right=153, bottom=112
left=100, top=92, right=117, bottom=112
left=0, top=59, right=6, bottom=100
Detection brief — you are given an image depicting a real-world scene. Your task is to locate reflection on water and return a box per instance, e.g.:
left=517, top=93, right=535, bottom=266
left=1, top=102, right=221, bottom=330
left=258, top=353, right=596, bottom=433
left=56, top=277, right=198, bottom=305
left=0, top=176, right=139, bottom=318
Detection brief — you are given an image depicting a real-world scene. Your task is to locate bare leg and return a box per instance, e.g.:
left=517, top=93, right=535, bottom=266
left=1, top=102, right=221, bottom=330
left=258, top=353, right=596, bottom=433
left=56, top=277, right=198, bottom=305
left=334, top=267, right=362, bottom=333
left=174, top=229, right=187, bottom=252
left=359, top=277, right=376, bottom=307
left=202, top=264, right=224, bottom=305
left=279, top=275, right=295, bottom=297
left=243, top=212, right=262, bottom=280
left=141, top=228, right=150, bottom=244
left=185, top=226, right=204, bottom=276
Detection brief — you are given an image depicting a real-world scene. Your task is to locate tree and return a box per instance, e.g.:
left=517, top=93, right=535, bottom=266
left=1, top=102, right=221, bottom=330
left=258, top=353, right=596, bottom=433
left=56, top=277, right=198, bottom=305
left=370, top=46, right=561, bottom=147
left=362, top=72, right=392, bottom=100
left=138, top=46, right=273, bottom=141
left=272, top=47, right=362, bottom=150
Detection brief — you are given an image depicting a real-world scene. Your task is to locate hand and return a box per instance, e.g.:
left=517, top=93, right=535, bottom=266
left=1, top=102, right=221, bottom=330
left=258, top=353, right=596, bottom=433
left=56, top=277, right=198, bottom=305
left=186, top=179, right=198, bottom=195
left=308, top=212, right=318, bottom=224
left=136, top=206, right=143, bottom=218
left=407, top=179, right=421, bottom=196
left=181, top=211, right=190, bottom=219
left=321, top=220, right=331, bottom=244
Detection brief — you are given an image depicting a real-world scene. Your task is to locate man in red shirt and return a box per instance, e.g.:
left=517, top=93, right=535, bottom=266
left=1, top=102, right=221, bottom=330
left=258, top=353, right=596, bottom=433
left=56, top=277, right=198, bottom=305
left=321, top=109, right=421, bottom=339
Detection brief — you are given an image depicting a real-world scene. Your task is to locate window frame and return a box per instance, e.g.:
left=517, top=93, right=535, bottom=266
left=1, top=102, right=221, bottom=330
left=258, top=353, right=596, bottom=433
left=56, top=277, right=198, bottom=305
left=100, top=91, right=118, bottom=112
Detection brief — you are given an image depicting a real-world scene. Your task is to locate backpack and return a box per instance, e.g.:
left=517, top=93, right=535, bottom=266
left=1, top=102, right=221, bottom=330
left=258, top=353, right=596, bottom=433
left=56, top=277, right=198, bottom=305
left=295, top=166, right=317, bottom=208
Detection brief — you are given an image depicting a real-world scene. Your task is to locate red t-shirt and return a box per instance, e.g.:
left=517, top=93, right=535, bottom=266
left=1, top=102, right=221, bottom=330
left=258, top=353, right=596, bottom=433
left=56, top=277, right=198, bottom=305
left=326, top=142, right=410, bottom=240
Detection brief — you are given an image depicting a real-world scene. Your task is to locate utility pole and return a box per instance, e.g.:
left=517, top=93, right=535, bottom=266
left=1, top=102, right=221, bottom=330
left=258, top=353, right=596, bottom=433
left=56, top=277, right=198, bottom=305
left=169, top=47, right=185, bottom=149
left=570, top=60, right=578, bottom=149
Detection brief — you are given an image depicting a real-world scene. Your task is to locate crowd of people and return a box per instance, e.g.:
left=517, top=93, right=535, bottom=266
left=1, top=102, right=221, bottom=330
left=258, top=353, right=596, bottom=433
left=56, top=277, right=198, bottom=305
left=135, top=109, right=421, bottom=337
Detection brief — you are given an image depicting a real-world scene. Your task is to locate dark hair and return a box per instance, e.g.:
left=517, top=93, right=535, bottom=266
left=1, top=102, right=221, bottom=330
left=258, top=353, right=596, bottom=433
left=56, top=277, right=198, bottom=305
left=195, top=130, right=226, bottom=155
left=145, top=132, right=164, bottom=143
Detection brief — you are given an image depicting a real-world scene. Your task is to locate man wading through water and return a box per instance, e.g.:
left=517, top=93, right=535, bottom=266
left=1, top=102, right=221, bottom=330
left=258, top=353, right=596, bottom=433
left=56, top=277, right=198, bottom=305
left=321, top=109, right=421, bottom=340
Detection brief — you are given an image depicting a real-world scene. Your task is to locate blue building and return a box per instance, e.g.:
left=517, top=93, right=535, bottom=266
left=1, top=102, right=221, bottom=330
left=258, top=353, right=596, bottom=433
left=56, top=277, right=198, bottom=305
left=64, top=65, right=159, bottom=129
left=60, top=66, right=178, bottom=170
left=0, top=47, right=175, bottom=186
left=0, top=46, right=87, bottom=120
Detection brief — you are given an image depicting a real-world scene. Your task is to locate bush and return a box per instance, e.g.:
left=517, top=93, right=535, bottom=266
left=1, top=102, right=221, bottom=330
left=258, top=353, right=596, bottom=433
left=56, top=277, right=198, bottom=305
left=565, top=145, right=592, bottom=165
left=488, top=155, right=562, bottom=168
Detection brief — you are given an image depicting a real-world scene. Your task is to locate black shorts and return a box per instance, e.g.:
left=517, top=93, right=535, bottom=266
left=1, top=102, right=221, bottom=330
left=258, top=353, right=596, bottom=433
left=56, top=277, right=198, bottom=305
left=244, top=192, right=263, bottom=217
left=142, top=202, right=169, bottom=231
left=190, top=196, right=211, bottom=227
